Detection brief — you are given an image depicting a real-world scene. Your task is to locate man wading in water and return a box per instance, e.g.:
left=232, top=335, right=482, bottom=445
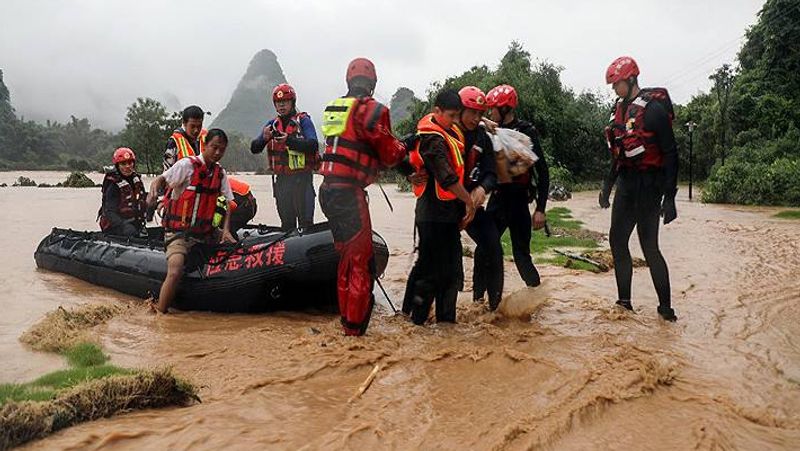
left=600, top=56, right=679, bottom=322
left=147, top=129, right=237, bottom=313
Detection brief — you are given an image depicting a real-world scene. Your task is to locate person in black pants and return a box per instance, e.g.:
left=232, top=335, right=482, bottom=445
left=455, top=87, right=503, bottom=310
left=403, top=89, right=475, bottom=325
left=485, top=85, right=550, bottom=289
left=251, top=84, right=319, bottom=232
left=600, top=56, right=678, bottom=322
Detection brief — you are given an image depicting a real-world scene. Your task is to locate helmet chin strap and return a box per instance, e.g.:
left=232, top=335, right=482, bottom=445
left=624, top=77, right=637, bottom=100
left=499, top=106, right=512, bottom=125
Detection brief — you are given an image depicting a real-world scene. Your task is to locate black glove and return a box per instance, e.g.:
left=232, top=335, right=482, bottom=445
left=599, top=183, right=612, bottom=209
left=661, top=189, right=678, bottom=225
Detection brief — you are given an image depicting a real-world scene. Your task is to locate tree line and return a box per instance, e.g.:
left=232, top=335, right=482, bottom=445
left=0, top=76, right=262, bottom=174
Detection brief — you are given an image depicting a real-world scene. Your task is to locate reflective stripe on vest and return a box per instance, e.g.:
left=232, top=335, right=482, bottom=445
left=172, top=129, right=208, bottom=160
left=409, top=113, right=465, bottom=201
left=322, top=98, right=357, bottom=137
left=608, top=92, right=665, bottom=170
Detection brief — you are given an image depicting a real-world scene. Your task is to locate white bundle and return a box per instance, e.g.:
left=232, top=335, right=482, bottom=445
left=491, top=128, right=538, bottom=177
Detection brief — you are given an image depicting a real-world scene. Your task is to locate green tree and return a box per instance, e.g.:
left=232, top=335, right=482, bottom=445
left=119, top=98, right=172, bottom=174
left=396, top=41, right=609, bottom=181
left=708, top=64, right=735, bottom=164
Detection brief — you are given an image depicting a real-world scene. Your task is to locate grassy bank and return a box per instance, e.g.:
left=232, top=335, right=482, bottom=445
left=775, top=210, right=800, bottom=220
left=500, top=207, right=605, bottom=272
left=1, top=304, right=197, bottom=449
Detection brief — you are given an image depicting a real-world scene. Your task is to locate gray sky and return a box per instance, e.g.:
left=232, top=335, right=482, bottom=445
left=0, top=0, right=763, bottom=131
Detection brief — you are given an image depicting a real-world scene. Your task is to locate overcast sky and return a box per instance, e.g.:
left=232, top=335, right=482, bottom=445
left=0, top=0, right=764, bottom=131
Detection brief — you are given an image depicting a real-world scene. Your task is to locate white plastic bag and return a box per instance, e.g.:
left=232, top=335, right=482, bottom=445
left=491, top=128, right=538, bottom=178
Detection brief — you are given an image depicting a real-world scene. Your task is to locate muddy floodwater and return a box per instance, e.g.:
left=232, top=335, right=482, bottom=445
left=1, top=171, right=798, bottom=450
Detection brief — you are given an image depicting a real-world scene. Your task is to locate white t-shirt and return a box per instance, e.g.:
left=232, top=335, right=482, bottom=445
left=162, top=154, right=233, bottom=201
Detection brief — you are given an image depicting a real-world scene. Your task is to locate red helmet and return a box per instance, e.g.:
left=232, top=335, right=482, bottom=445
left=272, top=83, right=296, bottom=102
left=606, top=56, right=640, bottom=84
left=458, top=86, right=488, bottom=111
left=486, top=85, right=518, bottom=109
left=112, top=147, right=136, bottom=164
left=346, top=57, right=377, bottom=84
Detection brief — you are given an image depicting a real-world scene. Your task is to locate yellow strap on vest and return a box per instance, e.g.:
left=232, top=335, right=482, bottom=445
left=174, top=129, right=207, bottom=160
left=287, top=150, right=306, bottom=170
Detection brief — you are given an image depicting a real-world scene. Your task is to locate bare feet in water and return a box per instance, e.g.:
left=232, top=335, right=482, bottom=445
left=145, top=297, right=166, bottom=314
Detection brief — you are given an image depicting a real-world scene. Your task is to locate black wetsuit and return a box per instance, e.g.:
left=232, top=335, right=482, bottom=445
left=461, top=126, right=502, bottom=308
left=605, top=97, right=678, bottom=315
left=486, top=119, right=550, bottom=287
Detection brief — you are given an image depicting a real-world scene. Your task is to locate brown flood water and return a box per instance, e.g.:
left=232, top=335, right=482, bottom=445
left=2, top=171, right=799, bottom=450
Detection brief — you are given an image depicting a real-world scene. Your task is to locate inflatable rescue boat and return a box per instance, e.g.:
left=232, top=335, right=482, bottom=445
left=34, top=223, right=389, bottom=312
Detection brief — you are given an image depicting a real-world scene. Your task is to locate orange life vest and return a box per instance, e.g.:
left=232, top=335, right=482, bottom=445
left=162, top=156, right=223, bottom=236
left=172, top=129, right=208, bottom=160
left=408, top=114, right=465, bottom=201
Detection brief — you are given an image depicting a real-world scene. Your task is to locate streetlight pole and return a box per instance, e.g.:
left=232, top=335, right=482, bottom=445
left=685, top=121, right=697, bottom=201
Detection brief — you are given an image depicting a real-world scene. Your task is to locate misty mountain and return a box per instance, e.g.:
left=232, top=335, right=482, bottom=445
left=389, top=87, right=416, bottom=126
left=211, top=49, right=287, bottom=138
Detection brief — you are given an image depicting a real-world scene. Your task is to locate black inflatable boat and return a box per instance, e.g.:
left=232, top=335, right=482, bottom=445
left=34, top=223, right=389, bottom=312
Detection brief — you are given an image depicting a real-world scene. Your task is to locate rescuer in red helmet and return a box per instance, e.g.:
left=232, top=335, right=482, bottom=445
left=98, top=147, right=148, bottom=237
left=485, top=84, right=550, bottom=289
left=601, top=56, right=679, bottom=322
left=251, top=83, right=320, bottom=232
left=318, top=57, right=408, bottom=336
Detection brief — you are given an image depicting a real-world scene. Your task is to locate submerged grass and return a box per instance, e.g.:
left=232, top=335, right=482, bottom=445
left=2, top=305, right=198, bottom=449
left=774, top=210, right=800, bottom=219
left=0, top=368, right=197, bottom=450
left=20, top=303, right=125, bottom=353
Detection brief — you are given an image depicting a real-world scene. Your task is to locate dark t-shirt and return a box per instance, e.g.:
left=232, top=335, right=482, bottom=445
left=414, top=129, right=464, bottom=224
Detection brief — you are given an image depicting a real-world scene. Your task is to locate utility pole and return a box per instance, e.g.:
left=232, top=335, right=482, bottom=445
left=685, top=121, right=697, bottom=201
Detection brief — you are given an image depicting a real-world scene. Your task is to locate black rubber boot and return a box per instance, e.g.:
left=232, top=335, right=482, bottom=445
left=615, top=300, right=634, bottom=311
left=657, top=306, right=677, bottom=322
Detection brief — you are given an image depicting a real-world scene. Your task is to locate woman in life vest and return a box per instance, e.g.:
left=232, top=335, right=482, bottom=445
left=98, top=147, right=147, bottom=237
left=147, top=128, right=237, bottom=313
left=251, top=84, right=320, bottom=232
left=600, top=56, right=679, bottom=322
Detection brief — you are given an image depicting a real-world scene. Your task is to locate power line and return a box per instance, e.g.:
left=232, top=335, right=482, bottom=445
left=660, top=2, right=800, bottom=89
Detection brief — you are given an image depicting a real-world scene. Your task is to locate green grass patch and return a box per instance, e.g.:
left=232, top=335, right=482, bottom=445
left=0, top=343, right=127, bottom=406
left=0, top=384, right=56, bottom=405
left=64, top=342, right=109, bottom=368
left=535, top=255, right=599, bottom=272
left=775, top=210, right=800, bottom=219
left=498, top=207, right=605, bottom=273
left=502, top=231, right=599, bottom=255
left=544, top=207, right=583, bottom=230
left=501, top=207, right=600, bottom=257
left=2, top=326, right=197, bottom=449
left=32, top=365, right=132, bottom=390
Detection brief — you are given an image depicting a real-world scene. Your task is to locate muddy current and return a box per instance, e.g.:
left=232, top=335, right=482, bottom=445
left=1, top=171, right=799, bottom=450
